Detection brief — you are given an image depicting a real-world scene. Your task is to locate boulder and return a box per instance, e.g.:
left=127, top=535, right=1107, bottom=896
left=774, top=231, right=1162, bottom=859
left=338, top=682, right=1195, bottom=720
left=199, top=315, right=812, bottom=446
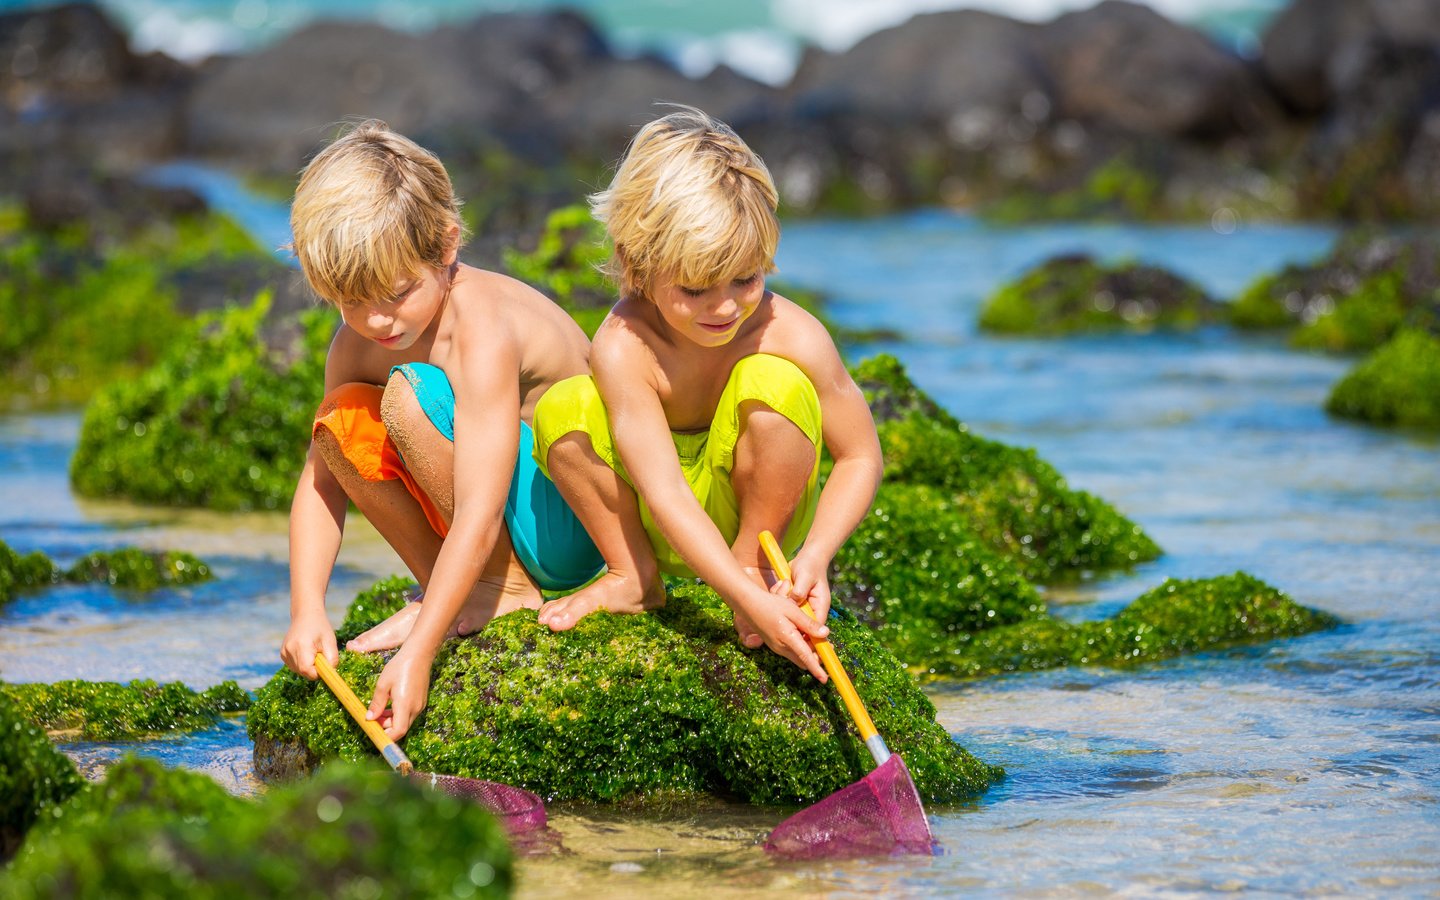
left=0, top=757, right=514, bottom=898
left=1327, top=327, right=1440, bottom=429
left=1034, top=0, right=1275, bottom=140
left=247, top=578, right=1002, bottom=805
left=979, top=253, right=1221, bottom=335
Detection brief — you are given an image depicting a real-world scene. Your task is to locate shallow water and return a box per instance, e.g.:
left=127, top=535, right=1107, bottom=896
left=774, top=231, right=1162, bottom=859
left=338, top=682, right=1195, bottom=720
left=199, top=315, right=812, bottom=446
left=4, top=211, right=1439, bottom=896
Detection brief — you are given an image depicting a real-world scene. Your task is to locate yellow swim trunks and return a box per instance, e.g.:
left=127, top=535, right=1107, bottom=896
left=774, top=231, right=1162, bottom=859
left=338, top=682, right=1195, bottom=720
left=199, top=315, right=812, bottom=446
left=532, top=354, right=822, bottom=577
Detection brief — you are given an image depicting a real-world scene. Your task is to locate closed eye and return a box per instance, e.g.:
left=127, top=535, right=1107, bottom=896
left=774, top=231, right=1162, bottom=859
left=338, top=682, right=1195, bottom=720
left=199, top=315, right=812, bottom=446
left=734, top=274, right=759, bottom=287
left=679, top=285, right=706, bottom=297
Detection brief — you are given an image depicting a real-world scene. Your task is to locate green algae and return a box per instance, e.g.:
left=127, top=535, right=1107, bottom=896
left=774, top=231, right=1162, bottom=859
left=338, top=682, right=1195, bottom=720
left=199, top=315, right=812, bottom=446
left=0, top=541, right=57, bottom=605
left=979, top=255, right=1218, bottom=336
left=0, top=540, right=213, bottom=604
left=70, top=292, right=333, bottom=511
left=0, top=695, right=85, bottom=861
left=875, top=410, right=1161, bottom=583
left=1326, top=328, right=1440, bottom=429
left=0, top=757, right=513, bottom=899
left=0, top=206, right=277, bottom=409
left=2, top=680, right=250, bottom=741
left=918, top=572, right=1340, bottom=679
left=1290, top=269, right=1410, bottom=353
left=64, top=549, right=211, bottom=590
left=248, top=580, right=1002, bottom=806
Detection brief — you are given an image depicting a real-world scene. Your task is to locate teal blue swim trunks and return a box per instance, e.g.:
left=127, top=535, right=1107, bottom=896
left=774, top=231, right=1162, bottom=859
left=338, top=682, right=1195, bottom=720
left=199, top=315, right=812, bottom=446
left=391, top=363, right=605, bottom=592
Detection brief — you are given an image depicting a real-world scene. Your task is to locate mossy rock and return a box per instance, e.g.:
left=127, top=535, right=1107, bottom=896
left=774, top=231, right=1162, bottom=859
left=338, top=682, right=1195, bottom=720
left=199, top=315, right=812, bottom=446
left=980, top=254, right=1219, bottom=335
left=874, top=410, right=1161, bottom=583
left=63, top=549, right=211, bottom=590
left=849, top=354, right=956, bottom=426
left=918, top=572, right=1339, bottom=679
left=70, top=293, right=333, bottom=511
left=248, top=580, right=1002, bottom=806
left=831, top=482, right=1045, bottom=664
left=1230, top=233, right=1440, bottom=352
left=1326, top=328, right=1440, bottom=429
left=0, top=204, right=287, bottom=410
left=0, top=694, right=85, bottom=862
left=0, top=540, right=57, bottom=605
left=1, top=679, right=250, bottom=741
left=0, top=757, right=513, bottom=899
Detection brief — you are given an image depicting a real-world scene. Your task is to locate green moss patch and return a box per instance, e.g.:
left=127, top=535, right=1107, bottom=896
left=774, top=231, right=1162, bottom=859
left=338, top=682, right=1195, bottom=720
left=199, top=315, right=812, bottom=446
left=1, top=757, right=513, bottom=899
left=70, top=293, right=333, bottom=510
left=0, top=694, right=85, bottom=861
left=1326, top=328, right=1440, bottom=429
left=918, top=572, right=1338, bottom=679
left=249, top=580, right=1001, bottom=806
left=0, top=206, right=284, bottom=409
left=876, top=412, right=1161, bottom=583
left=980, top=254, right=1219, bottom=335
left=0, top=541, right=57, bottom=605
left=2, top=680, right=249, bottom=740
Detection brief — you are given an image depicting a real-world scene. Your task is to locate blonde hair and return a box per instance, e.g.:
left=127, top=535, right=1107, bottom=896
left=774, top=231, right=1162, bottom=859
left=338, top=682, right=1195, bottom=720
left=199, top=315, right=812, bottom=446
left=590, top=106, right=779, bottom=302
left=290, top=120, right=467, bottom=306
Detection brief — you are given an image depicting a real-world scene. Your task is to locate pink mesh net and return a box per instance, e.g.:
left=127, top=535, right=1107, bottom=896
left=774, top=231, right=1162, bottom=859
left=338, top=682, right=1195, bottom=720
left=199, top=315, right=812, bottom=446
left=764, top=755, right=935, bottom=859
left=410, top=772, right=549, bottom=835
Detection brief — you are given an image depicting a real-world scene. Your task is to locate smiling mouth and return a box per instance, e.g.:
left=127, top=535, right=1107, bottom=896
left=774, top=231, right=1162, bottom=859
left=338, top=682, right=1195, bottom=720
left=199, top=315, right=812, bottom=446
left=698, top=319, right=737, bottom=333
left=376, top=334, right=403, bottom=346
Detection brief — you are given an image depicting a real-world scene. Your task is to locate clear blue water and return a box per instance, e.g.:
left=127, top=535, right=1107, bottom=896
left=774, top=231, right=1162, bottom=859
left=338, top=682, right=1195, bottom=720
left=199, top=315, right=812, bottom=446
left=4, top=198, right=1439, bottom=894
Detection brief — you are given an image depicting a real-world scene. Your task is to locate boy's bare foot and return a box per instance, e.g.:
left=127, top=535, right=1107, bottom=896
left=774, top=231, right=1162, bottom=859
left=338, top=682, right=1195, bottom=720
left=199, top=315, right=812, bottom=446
left=347, top=594, right=425, bottom=653
left=537, top=572, right=665, bottom=631
left=348, top=564, right=543, bottom=652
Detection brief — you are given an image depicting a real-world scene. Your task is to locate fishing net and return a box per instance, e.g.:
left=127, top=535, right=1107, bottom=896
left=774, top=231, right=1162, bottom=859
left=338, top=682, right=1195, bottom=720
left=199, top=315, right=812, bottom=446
left=411, top=772, right=549, bottom=835
left=764, top=755, right=934, bottom=859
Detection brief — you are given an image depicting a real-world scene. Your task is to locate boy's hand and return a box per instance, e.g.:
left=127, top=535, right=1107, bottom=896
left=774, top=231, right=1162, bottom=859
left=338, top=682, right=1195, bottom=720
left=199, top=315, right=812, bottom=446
left=281, top=611, right=338, bottom=680
left=735, top=588, right=830, bottom=682
left=367, top=647, right=433, bottom=741
left=773, top=550, right=833, bottom=625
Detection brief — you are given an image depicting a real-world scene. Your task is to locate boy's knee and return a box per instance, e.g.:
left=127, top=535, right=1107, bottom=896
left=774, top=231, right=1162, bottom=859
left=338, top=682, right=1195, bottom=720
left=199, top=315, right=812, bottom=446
left=311, top=424, right=354, bottom=479
left=737, top=400, right=810, bottom=447
left=379, top=371, right=424, bottom=436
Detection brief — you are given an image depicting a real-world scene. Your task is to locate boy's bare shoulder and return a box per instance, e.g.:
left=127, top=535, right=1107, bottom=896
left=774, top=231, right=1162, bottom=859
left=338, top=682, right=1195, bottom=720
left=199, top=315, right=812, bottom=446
left=757, top=291, right=836, bottom=363
left=591, top=299, right=656, bottom=368
left=323, top=320, right=385, bottom=386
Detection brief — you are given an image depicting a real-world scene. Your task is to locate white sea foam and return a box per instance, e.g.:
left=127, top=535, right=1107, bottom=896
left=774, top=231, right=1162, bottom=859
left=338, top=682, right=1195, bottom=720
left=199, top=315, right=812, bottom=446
left=91, top=0, right=1287, bottom=74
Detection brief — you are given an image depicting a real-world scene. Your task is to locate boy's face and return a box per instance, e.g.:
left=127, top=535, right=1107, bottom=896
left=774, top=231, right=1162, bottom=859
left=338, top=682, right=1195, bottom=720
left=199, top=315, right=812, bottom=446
left=338, top=262, right=451, bottom=350
left=650, top=269, right=765, bottom=348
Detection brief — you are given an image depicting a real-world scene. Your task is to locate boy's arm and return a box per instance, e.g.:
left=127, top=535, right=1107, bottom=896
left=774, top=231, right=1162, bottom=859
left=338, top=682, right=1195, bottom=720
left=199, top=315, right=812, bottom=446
left=366, top=321, right=521, bottom=740
left=776, top=307, right=883, bottom=622
left=592, top=328, right=830, bottom=681
left=281, top=329, right=364, bottom=680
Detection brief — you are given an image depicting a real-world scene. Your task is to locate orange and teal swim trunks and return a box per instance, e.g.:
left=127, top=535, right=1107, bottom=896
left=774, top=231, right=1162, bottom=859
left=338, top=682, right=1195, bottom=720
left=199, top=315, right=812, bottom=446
left=313, top=363, right=605, bottom=591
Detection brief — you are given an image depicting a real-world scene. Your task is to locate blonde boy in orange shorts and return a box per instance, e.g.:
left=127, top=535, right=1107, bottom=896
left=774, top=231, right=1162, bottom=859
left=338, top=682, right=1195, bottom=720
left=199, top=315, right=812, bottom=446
left=281, top=121, right=661, bottom=739
left=532, top=107, right=884, bottom=680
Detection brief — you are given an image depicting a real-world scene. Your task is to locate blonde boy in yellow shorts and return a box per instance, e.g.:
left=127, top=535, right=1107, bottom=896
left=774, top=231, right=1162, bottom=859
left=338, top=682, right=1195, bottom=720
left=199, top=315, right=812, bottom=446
left=533, top=107, right=883, bottom=680
left=280, top=121, right=661, bottom=740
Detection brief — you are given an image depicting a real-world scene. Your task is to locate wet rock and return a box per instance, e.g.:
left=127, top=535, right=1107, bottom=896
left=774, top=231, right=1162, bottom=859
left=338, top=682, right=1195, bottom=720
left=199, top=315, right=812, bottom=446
left=924, top=572, right=1340, bottom=679
left=1, top=679, right=248, bottom=741
left=1035, top=1, right=1276, bottom=140
left=0, top=540, right=56, bottom=605
left=64, top=548, right=211, bottom=590
left=1232, top=232, right=1440, bottom=350
left=980, top=253, right=1220, bottom=335
left=1327, top=328, right=1440, bottom=429
left=0, top=757, right=514, bottom=898
left=248, top=579, right=1002, bottom=805
left=0, top=692, right=84, bottom=861
left=0, top=4, right=191, bottom=169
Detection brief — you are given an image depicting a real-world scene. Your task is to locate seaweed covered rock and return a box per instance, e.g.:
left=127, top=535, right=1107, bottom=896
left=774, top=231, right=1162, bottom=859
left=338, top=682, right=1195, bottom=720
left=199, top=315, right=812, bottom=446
left=249, top=580, right=1001, bottom=806
left=0, top=540, right=56, bottom=605
left=831, top=482, right=1044, bottom=664
left=1326, top=328, right=1440, bottom=429
left=0, top=757, right=513, bottom=899
left=64, top=548, right=210, bottom=589
left=1, top=679, right=249, bottom=740
left=874, top=406, right=1161, bottom=582
left=980, top=254, right=1219, bottom=335
left=0, top=695, right=85, bottom=861
left=920, top=572, right=1339, bottom=679
left=70, top=293, right=333, bottom=510
left=1230, top=233, right=1440, bottom=351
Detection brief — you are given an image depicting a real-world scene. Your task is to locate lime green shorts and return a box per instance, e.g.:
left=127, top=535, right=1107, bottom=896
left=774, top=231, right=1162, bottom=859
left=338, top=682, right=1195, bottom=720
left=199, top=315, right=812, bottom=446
left=532, top=354, right=822, bottom=577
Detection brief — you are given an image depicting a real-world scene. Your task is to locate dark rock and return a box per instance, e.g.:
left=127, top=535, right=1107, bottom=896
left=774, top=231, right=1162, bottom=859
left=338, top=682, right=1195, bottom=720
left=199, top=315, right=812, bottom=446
left=1261, top=0, right=1440, bottom=114
left=1034, top=0, right=1276, bottom=140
